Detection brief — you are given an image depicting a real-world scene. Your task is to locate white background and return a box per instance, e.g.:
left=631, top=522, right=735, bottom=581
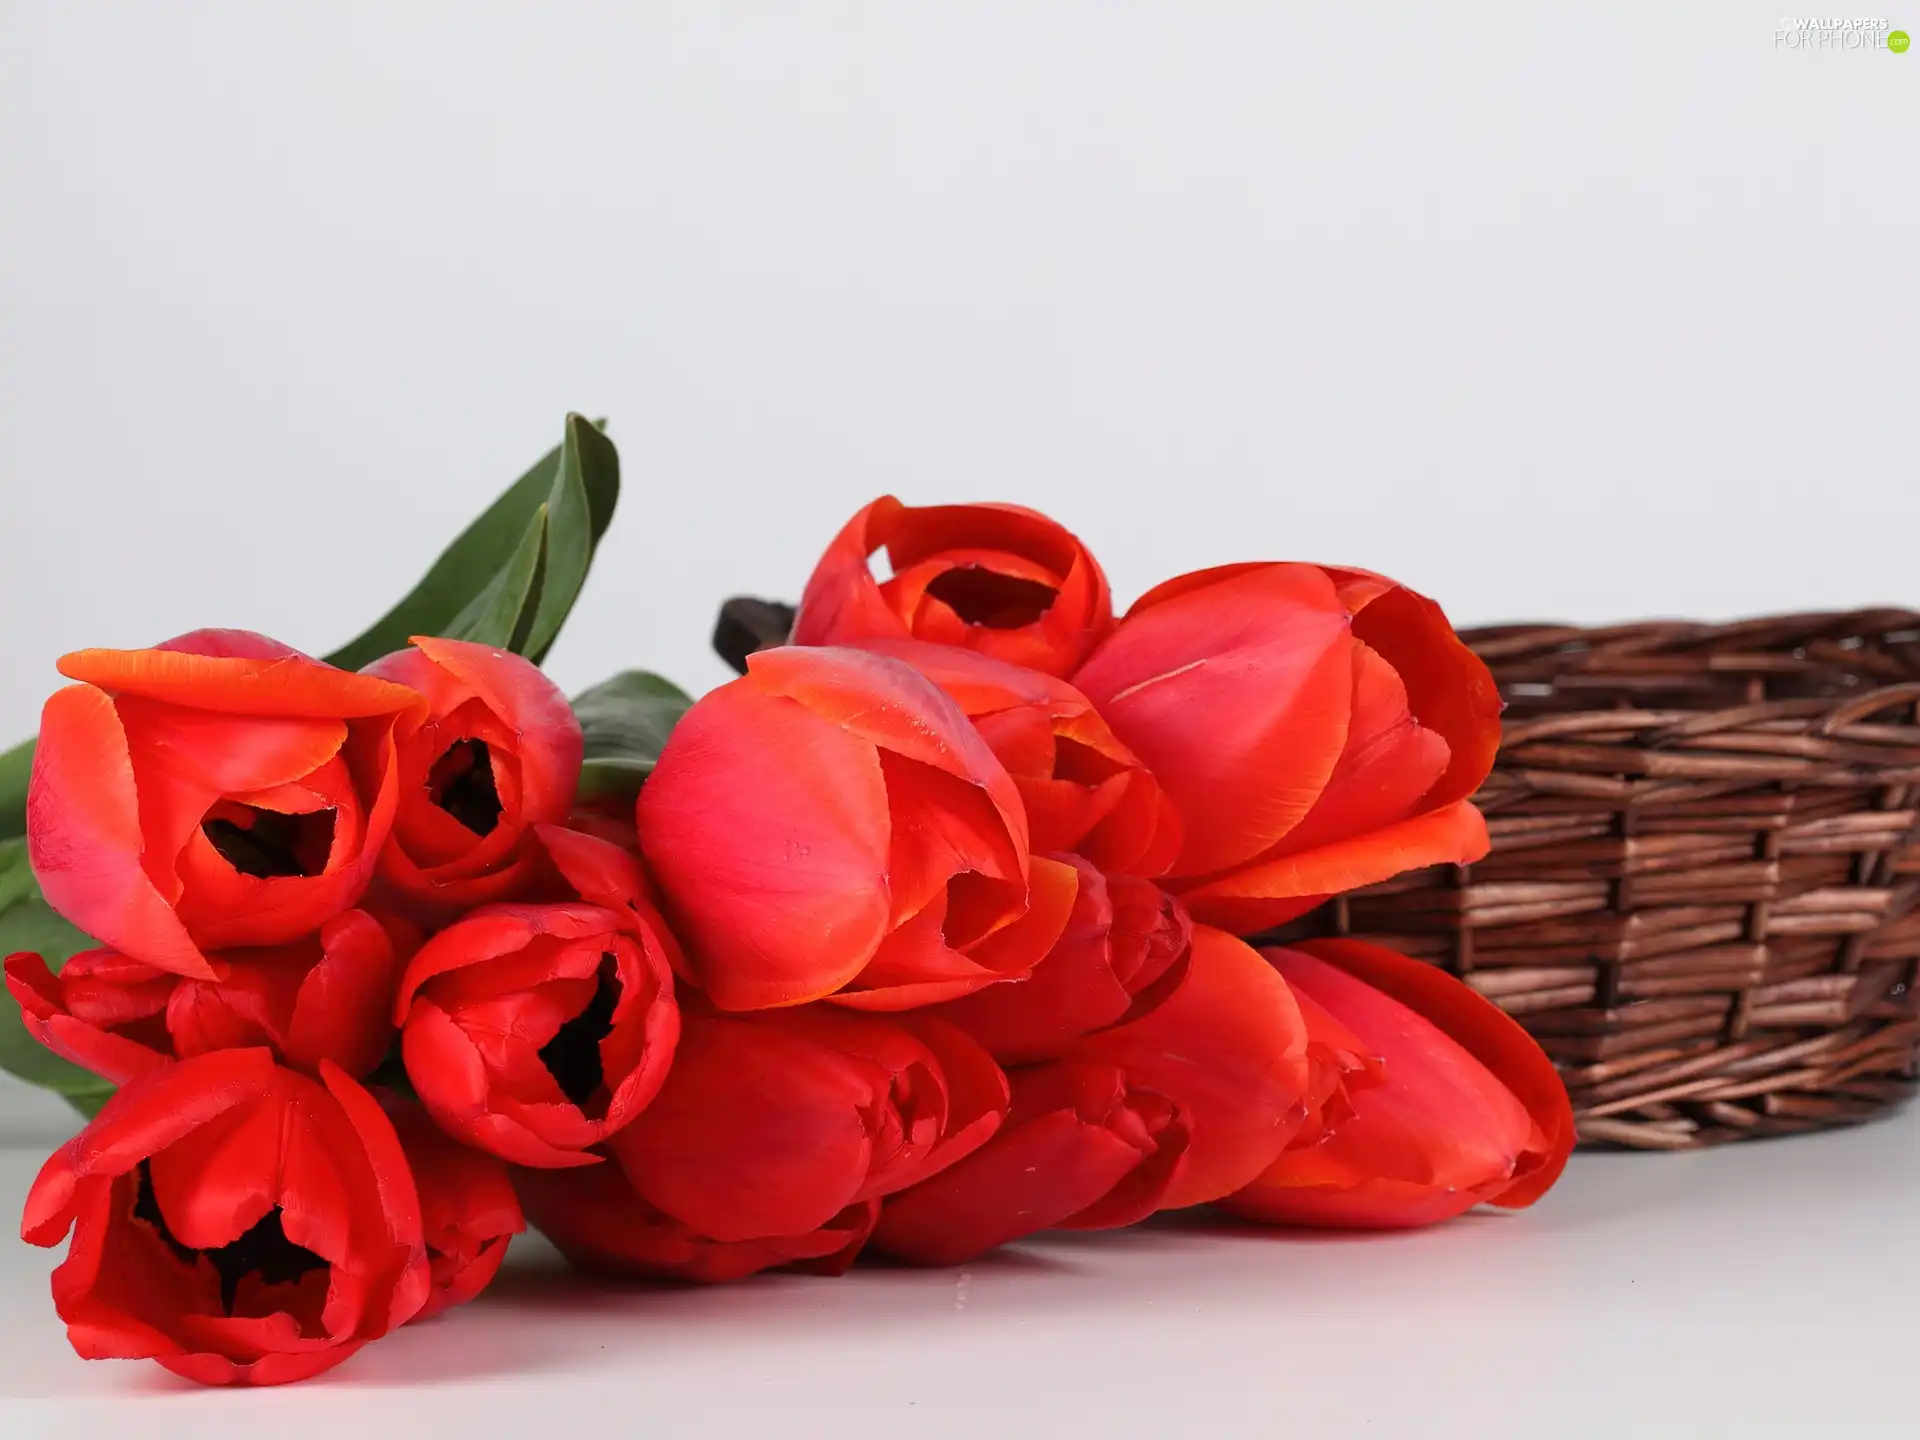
left=2, top=3, right=1917, bottom=1434
left=2, top=2, right=1916, bottom=746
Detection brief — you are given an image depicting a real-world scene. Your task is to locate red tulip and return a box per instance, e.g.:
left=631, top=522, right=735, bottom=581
left=383, top=1098, right=524, bottom=1320
left=792, top=497, right=1113, bottom=677
left=929, top=855, right=1190, bottom=1064
left=1060, top=924, right=1312, bottom=1208
left=394, top=893, right=679, bottom=1169
left=27, top=630, right=424, bottom=979
left=5, top=908, right=403, bottom=1085
left=862, top=641, right=1180, bottom=876
left=20, top=1050, right=429, bottom=1386
left=1221, top=939, right=1575, bottom=1229
left=363, top=637, right=583, bottom=913
left=523, top=1007, right=1006, bottom=1282
left=872, top=1060, right=1190, bottom=1266
left=1071, top=565, right=1501, bottom=933
left=637, top=646, right=1077, bottom=1010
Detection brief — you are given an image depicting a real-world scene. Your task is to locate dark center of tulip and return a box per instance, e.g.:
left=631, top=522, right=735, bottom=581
left=132, top=1161, right=329, bottom=1315
left=428, top=739, right=503, bottom=836
left=201, top=805, right=337, bottom=879
left=924, top=566, right=1059, bottom=629
left=538, top=955, right=620, bottom=1108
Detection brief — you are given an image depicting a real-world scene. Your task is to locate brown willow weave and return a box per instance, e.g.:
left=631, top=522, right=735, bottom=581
left=1274, top=609, right=1920, bottom=1148
left=716, top=599, right=1920, bottom=1149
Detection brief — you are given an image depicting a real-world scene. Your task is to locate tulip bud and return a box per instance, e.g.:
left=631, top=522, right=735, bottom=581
left=520, top=1007, right=1007, bottom=1282
left=637, top=646, right=1077, bottom=1010
left=1071, top=565, right=1502, bottom=933
left=363, top=636, right=584, bottom=914
left=21, top=1051, right=430, bottom=1385
left=1222, top=940, right=1574, bottom=1229
left=792, top=497, right=1113, bottom=677
left=27, top=631, right=425, bottom=978
left=393, top=836, right=681, bottom=1168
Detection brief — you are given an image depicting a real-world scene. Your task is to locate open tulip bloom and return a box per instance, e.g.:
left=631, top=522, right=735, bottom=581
left=0, top=444, right=1575, bottom=1388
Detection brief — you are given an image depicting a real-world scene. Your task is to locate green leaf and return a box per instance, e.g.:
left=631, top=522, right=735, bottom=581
left=444, top=503, right=550, bottom=651
left=0, top=736, right=33, bottom=841
left=0, top=836, right=33, bottom=913
left=0, top=854, right=116, bottom=1115
left=523, top=415, right=621, bottom=664
left=572, top=671, right=694, bottom=803
left=321, top=415, right=618, bottom=671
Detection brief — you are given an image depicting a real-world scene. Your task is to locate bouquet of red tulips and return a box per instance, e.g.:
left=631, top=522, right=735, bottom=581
left=0, top=418, right=1573, bottom=1387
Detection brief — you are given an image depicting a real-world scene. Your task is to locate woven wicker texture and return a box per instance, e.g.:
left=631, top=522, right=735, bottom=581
left=1276, top=609, right=1920, bottom=1148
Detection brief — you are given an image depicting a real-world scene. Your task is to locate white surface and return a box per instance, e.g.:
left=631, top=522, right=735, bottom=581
left=2, top=1102, right=1916, bottom=1437
left=3, top=3, right=1918, bottom=1435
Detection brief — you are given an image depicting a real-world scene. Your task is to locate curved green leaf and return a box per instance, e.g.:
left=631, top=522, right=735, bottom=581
left=573, top=671, right=694, bottom=804
left=524, top=415, right=621, bottom=664
left=445, top=503, right=549, bottom=652
left=0, top=737, right=33, bottom=841
left=322, top=414, right=617, bottom=671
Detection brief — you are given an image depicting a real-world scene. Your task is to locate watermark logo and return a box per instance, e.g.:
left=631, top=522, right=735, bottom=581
left=1774, top=16, right=1908, bottom=48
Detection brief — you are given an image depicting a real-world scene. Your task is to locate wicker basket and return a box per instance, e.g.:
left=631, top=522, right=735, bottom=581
left=716, top=600, right=1920, bottom=1150
left=1277, top=609, right=1920, bottom=1149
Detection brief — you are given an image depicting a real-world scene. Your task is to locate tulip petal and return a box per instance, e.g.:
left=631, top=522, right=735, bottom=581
left=22, top=1049, right=278, bottom=1246
left=747, top=646, right=1028, bottom=857
left=384, top=1097, right=522, bottom=1320
left=1284, top=938, right=1574, bottom=1208
left=834, top=852, right=1078, bottom=1010
left=535, top=822, right=653, bottom=909
left=879, top=749, right=1027, bottom=922
left=399, top=998, right=603, bottom=1169
left=317, top=1061, right=432, bottom=1331
left=4, top=951, right=172, bottom=1085
left=1326, top=576, right=1503, bottom=810
left=401, top=637, right=584, bottom=803
left=610, top=1013, right=879, bottom=1241
left=1257, top=640, right=1452, bottom=859
left=1073, top=565, right=1355, bottom=877
left=882, top=1014, right=1010, bottom=1189
left=282, top=911, right=401, bottom=1079
left=1175, top=799, right=1491, bottom=933
left=28, top=686, right=214, bottom=978
left=638, top=676, right=892, bottom=1010
left=394, top=904, right=624, bottom=1016
left=791, top=498, right=918, bottom=649
left=146, top=1082, right=287, bottom=1251
left=929, top=856, right=1133, bottom=1062
left=167, top=950, right=304, bottom=1059
left=58, top=643, right=423, bottom=720
left=1064, top=925, right=1310, bottom=1208
left=872, top=1061, right=1181, bottom=1266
